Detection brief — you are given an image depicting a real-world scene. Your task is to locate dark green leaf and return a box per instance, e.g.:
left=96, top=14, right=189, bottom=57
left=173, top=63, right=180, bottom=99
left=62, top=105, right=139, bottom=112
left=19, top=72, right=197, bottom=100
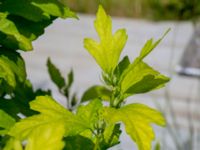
left=114, top=55, right=130, bottom=84
left=71, top=93, right=77, bottom=107
left=154, top=142, right=161, bottom=150
left=0, top=0, right=77, bottom=22
left=81, top=85, right=111, bottom=102
left=0, top=109, right=15, bottom=135
left=67, top=69, right=73, bottom=88
left=0, top=0, right=49, bottom=22
left=12, top=80, right=50, bottom=117
left=0, top=49, right=26, bottom=93
left=47, top=58, right=66, bottom=89
left=0, top=99, right=20, bottom=120
left=64, top=135, right=94, bottom=150
left=120, top=61, right=169, bottom=96
left=126, top=74, right=170, bottom=95
left=0, top=80, right=50, bottom=118
left=8, top=15, right=53, bottom=41
left=0, top=14, right=32, bottom=50
left=114, top=56, right=130, bottom=76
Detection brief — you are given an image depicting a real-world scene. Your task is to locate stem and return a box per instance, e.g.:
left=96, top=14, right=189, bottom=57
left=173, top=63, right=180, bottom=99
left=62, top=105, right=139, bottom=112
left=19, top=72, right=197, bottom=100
left=94, top=137, right=100, bottom=150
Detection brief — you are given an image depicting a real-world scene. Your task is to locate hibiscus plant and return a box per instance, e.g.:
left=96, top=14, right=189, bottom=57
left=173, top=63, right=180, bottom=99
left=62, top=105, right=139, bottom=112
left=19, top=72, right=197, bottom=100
left=0, top=1, right=169, bottom=150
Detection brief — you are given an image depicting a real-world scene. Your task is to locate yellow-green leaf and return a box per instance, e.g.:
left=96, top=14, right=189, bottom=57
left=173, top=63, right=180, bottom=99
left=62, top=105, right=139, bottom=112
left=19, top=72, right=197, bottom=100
left=120, top=61, right=169, bottom=95
left=0, top=109, right=15, bottom=135
left=3, top=138, right=23, bottom=150
left=137, top=29, right=170, bottom=61
left=76, top=99, right=103, bottom=130
left=25, top=123, right=65, bottom=150
left=119, top=30, right=170, bottom=96
left=103, top=103, right=165, bottom=150
left=9, top=96, right=91, bottom=141
left=0, top=14, right=32, bottom=50
left=84, top=5, right=128, bottom=74
left=0, top=50, right=26, bottom=94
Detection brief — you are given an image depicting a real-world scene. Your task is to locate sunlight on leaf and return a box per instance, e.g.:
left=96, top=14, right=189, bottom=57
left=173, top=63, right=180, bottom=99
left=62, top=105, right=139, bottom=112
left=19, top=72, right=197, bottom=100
left=25, top=123, right=65, bottom=150
left=0, top=50, right=26, bottom=93
left=103, top=103, right=165, bottom=150
left=0, top=14, right=32, bottom=50
left=119, top=31, right=170, bottom=96
left=3, top=138, right=23, bottom=150
left=9, top=96, right=93, bottom=140
left=84, top=5, right=128, bottom=74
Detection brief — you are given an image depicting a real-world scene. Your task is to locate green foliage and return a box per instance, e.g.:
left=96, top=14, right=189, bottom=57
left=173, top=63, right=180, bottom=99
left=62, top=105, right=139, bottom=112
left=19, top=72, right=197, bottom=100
left=47, top=58, right=78, bottom=110
left=0, top=0, right=77, bottom=51
left=64, top=135, right=94, bottom=150
left=8, top=96, right=103, bottom=149
left=0, top=49, right=26, bottom=95
left=120, top=29, right=170, bottom=97
left=47, top=58, right=66, bottom=89
left=84, top=5, right=128, bottom=75
left=0, top=110, right=15, bottom=135
left=81, top=85, right=111, bottom=102
left=0, top=2, right=169, bottom=150
left=103, top=104, right=165, bottom=150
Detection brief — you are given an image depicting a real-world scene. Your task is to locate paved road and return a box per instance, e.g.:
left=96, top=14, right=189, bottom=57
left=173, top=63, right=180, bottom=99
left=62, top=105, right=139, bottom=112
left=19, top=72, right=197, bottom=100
left=21, top=14, right=199, bottom=150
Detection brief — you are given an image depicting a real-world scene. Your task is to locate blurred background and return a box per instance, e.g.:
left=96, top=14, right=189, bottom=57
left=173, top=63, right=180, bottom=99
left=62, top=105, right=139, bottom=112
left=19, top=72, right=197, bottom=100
left=22, top=0, right=200, bottom=149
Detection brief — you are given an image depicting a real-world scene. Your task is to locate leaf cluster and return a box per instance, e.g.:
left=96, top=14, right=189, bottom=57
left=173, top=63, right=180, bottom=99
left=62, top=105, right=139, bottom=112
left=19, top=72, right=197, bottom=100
left=0, top=2, right=169, bottom=150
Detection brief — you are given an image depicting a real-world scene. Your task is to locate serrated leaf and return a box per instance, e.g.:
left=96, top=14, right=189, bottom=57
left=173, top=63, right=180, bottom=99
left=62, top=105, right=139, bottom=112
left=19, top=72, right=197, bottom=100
left=64, top=135, right=94, bottom=150
left=103, top=104, right=166, bottom=150
left=0, top=49, right=26, bottom=93
left=0, top=14, right=32, bottom=50
left=47, top=58, right=66, bottom=89
left=9, top=96, right=76, bottom=140
left=81, top=85, right=111, bottom=102
left=8, top=97, right=105, bottom=150
left=0, top=109, right=15, bottom=135
left=84, top=5, right=128, bottom=74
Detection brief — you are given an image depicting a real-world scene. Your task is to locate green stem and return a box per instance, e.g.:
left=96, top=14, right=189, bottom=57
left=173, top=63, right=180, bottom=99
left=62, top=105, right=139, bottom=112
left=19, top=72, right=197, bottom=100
left=94, top=137, right=100, bottom=150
